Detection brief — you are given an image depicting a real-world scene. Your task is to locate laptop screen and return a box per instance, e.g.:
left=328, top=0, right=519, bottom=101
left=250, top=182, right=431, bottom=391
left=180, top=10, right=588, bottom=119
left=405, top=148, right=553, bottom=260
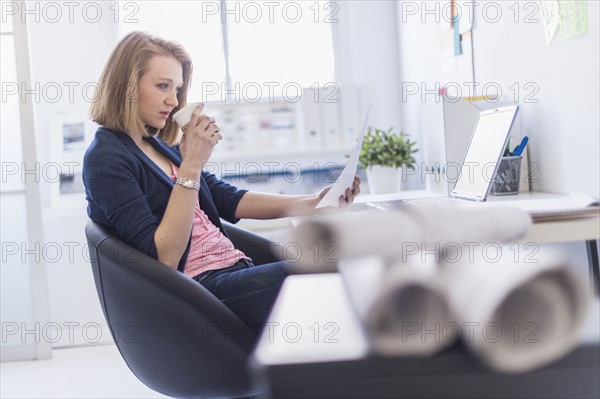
left=451, top=106, right=519, bottom=201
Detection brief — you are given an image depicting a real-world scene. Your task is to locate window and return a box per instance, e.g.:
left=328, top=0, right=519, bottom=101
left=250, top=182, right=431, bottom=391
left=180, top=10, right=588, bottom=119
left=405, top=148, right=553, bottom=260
left=118, top=0, right=336, bottom=102
left=118, top=1, right=227, bottom=101
left=225, top=1, right=336, bottom=99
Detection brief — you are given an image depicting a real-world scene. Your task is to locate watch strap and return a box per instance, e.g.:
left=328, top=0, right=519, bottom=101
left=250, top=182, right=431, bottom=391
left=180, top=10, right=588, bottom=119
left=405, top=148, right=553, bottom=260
left=174, top=177, right=200, bottom=191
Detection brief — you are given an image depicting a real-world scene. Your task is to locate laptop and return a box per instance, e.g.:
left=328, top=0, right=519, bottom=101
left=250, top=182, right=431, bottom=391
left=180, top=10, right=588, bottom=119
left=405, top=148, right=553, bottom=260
left=366, top=105, right=519, bottom=209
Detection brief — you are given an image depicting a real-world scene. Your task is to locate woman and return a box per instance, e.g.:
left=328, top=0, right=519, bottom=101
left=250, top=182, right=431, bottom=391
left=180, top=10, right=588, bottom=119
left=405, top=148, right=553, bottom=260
left=83, top=31, right=360, bottom=332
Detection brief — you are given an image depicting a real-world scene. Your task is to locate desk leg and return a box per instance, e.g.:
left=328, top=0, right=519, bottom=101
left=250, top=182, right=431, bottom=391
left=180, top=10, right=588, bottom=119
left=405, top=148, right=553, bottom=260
left=586, top=239, right=599, bottom=297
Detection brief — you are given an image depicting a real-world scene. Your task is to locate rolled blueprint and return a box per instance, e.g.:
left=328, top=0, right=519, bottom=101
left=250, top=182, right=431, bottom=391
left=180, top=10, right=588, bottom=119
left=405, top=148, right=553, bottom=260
left=339, top=256, right=455, bottom=357
left=289, top=209, right=423, bottom=271
left=440, top=246, right=590, bottom=373
left=289, top=205, right=531, bottom=270
left=404, top=203, right=532, bottom=249
left=290, top=205, right=586, bottom=371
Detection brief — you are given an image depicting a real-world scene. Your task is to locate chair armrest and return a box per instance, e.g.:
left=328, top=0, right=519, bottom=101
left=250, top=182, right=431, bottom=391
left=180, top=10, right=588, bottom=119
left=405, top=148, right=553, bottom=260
left=222, top=222, right=282, bottom=265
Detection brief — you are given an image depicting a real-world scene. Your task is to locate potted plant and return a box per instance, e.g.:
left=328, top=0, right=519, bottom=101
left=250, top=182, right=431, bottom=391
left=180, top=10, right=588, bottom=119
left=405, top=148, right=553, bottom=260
left=359, top=127, right=418, bottom=194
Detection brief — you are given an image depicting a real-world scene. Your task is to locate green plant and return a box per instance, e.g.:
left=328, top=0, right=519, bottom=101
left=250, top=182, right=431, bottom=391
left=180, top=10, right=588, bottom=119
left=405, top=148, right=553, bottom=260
left=359, top=127, right=418, bottom=170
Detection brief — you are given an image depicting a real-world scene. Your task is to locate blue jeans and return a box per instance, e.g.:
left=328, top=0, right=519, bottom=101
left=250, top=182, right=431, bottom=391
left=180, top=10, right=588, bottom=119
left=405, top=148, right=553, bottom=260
left=193, top=260, right=289, bottom=333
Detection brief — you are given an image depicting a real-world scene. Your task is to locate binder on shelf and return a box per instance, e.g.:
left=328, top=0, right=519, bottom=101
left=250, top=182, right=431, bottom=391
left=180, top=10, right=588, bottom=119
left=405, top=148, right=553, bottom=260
left=269, top=103, right=298, bottom=149
left=301, top=87, right=323, bottom=150
left=340, top=85, right=360, bottom=149
left=320, top=86, right=342, bottom=150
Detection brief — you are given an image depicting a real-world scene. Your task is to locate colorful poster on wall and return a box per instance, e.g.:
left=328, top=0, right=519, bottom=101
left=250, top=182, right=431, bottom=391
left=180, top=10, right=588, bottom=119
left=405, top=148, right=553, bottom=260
left=559, top=0, right=588, bottom=39
left=439, top=0, right=475, bottom=97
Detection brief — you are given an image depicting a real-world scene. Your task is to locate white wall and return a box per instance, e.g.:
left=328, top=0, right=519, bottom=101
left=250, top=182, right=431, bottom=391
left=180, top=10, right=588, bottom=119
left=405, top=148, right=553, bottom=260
left=335, top=1, right=403, bottom=129
left=395, top=1, right=445, bottom=190
left=396, top=0, right=599, bottom=197
left=473, top=1, right=599, bottom=197
left=335, top=0, right=428, bottom=189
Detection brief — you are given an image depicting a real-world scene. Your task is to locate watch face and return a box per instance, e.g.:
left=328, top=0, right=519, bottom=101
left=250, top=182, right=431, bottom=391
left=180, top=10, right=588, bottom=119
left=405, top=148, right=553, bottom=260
left=176, top=178, right=198, bottom=190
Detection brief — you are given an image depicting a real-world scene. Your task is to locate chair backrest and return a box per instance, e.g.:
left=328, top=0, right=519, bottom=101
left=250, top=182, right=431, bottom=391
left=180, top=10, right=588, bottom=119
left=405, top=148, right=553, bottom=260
left=85, top=220, right=259, bottom=399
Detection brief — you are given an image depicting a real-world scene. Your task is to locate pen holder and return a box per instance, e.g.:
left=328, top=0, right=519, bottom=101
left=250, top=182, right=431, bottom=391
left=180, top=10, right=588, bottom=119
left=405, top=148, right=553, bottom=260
left=490, top=156, right=522, bottom=196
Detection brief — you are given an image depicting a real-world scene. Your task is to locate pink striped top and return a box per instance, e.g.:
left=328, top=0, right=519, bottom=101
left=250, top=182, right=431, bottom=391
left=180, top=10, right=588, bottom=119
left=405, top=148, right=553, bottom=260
left=170, top=163, right=249, bottom=278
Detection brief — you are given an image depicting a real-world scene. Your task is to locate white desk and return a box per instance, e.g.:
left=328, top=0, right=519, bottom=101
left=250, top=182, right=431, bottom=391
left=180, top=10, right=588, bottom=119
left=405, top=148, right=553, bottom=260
left=354, top=190, right=600, bottom=244
left=251, top=274, right=600, bottom=398
left=253, top=274, right=368, bottom=366
left=354, top=190, right=600, bottom=293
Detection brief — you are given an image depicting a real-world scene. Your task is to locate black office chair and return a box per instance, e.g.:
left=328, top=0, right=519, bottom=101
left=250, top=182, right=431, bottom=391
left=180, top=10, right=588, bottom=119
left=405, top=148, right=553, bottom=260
left=85, top=220, right=282, bottom=399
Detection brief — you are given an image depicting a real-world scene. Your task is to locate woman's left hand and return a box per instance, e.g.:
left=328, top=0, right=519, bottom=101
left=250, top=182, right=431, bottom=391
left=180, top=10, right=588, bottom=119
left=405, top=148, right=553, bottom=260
left=317, top=175, right=362, bottom=209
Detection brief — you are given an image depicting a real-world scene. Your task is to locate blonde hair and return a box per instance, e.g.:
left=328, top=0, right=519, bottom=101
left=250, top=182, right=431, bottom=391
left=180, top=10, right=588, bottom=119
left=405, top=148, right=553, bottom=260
left=90, top=31, right=192, bottom=145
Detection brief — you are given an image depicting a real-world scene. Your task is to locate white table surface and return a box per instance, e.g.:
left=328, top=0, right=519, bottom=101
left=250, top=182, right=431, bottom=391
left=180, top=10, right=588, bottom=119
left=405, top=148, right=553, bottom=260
left=254, top=273, right=600, bottom=366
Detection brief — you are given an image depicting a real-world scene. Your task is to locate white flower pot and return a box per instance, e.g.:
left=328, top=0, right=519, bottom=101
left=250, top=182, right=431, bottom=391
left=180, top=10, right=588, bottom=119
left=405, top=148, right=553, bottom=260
left=366, top=165, right=403, bottom=194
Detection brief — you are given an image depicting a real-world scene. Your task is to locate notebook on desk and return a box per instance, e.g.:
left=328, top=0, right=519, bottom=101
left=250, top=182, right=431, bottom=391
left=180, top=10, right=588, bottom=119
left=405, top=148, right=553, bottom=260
left=368, top=105, right=519, bottom=209
left=502, top=192, right=600, bottom=222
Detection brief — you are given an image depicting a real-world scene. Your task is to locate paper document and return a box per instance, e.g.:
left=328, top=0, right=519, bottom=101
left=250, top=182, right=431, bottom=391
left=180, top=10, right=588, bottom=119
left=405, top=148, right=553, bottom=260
left=316, top=106, right=371, bottom=208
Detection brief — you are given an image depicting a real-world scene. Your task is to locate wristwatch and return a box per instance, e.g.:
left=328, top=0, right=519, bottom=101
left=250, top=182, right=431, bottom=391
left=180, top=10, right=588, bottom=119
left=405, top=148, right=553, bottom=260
left=174, top=177, right=200, bottom=191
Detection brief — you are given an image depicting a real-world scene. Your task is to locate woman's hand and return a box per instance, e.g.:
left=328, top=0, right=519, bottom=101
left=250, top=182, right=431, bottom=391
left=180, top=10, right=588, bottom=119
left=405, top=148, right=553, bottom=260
left=178, top=103, right=222, bottom=172
left=316, top=175, right=362, bottom=209
left=234, top=176, right=362, bottom=220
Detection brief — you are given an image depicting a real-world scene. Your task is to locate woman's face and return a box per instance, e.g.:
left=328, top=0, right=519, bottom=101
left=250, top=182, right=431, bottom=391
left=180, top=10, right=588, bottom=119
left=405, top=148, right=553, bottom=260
left=138, top=55, right=183, bottom=130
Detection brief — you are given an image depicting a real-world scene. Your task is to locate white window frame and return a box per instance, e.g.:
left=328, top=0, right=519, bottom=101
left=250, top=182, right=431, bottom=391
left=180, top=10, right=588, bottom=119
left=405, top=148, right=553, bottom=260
left=0, top=3, right=52, bottom=362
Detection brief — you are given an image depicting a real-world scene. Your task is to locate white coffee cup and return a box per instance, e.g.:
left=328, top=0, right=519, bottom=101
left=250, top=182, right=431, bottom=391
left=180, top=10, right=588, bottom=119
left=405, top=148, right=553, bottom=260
left=172, top=102, right=207, bottom=128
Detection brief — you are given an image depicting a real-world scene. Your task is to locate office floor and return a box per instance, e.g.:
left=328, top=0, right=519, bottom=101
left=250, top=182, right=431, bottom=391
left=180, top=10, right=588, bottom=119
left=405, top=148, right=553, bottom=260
left=0, top=343, right=168, bottom=399
left=2, top=302, right=599, bottom=399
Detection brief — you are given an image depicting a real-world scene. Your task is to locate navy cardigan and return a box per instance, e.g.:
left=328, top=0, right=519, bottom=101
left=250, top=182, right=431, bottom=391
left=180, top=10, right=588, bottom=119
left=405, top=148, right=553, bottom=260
left=82, top=127, right=248, bottom=273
